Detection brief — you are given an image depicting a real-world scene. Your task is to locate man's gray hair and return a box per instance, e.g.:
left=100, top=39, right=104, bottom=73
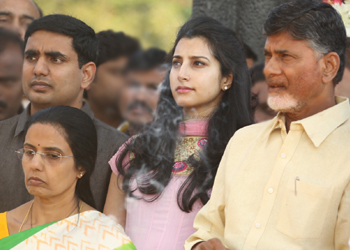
left=264, top=0, right=346, bottom=84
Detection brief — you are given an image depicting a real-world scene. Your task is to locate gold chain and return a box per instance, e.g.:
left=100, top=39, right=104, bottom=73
left=18, top=199, right=83, bottom=233
left=18, top=201, right=34, bottom=233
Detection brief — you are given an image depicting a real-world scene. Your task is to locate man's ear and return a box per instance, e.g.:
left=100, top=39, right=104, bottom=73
left=321, top=52, right=340, bottom=84
left=81, top=62, right=96, bottom=90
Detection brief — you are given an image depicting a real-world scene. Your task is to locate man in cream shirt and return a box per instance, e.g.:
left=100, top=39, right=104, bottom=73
left=185, top=0, right=350, bottom=249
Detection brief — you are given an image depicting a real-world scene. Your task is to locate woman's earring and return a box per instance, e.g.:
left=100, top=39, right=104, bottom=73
left=80, top=173, right=83, bottom=178
left=224, top=86, right=228, bottom=90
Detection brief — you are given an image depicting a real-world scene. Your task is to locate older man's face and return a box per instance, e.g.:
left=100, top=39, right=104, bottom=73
left=263, top=31, right=326, bottom=115
left=0, top=0, right=40, bottom=39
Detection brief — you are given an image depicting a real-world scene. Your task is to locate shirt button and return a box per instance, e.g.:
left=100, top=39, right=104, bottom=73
left=268, top=188, right=274, bottom=194
left=255, top=223, right=261, bottom=228
left=281, top=153, right=286, bottom=158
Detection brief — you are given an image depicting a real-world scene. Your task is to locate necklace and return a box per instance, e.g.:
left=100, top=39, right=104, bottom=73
left=72, top=199, right=83, bottom=216
left=19, top=201, right=34, bottom=233
left=18, top=199, right=83, bottom=233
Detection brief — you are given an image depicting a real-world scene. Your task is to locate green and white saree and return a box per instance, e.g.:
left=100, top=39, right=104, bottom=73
left=0, top=210, right=136, bottom=250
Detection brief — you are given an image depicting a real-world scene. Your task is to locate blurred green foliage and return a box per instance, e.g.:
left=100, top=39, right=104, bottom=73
left=35, top=0, right=192, bottom=52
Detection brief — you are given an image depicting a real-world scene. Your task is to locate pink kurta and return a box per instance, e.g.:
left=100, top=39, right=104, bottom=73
left=109, top=120, right=208, bottom=250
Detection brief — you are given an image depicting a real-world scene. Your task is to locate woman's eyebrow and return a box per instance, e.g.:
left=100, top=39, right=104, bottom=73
left=189, top=56, right=210, bottom=62
left=172, top=55, right=210, bottom=62
left=23, top=142, right=35, bottom=148
left=42, top=147, right=64, bottom=153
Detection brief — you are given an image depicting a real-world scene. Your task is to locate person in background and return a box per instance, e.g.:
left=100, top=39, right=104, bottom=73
left=0, top=0, right=42, bottom=40
left=251, top=64, right=276, bottom=122
left=117, top=48, right=167, bottom=136
left=0, top=28, right=24, bottom=121
left=104, top=16, right=252, bottom=250
left=0, top=14, right=128, bottom=213
left=0, top=106, right=135, bottom=250
left=85, top=30, right=140, bottom=128
left=186, top=1, right=350, bottom=249
left=243, top=43, right=257, bottom=69
left=0, top=0, right=42, bottom=114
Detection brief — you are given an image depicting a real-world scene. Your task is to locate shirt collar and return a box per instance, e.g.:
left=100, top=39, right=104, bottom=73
left=14, top=104, right=31, bottom=137
left=265, top=113, right=285, bottom=137
left=14, top=101, right=94, bottom=137
left=265, top=96, right=350, bottom=147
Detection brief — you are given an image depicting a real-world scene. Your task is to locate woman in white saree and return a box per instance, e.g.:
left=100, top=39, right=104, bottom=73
left=0, top=106, right=135, bottom=250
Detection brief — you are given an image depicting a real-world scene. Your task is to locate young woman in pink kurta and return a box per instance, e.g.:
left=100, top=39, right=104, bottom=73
left=104, top=16, right=253, bottom=250
left=109, top=120, right=207, bottom=249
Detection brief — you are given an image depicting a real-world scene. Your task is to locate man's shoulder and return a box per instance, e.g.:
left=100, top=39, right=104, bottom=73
left=234, top=119, right=274, bottom=139
left=0, top=114, right=23, bottom=157
left=0, top=114, right=20, bottom=131
left=223, top=120, right=274, bottom=152
left=92, top=118, right=129, bottom=145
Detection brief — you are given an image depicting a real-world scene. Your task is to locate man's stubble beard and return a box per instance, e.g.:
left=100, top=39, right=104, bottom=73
left=267, top=93, right=305, bottom=114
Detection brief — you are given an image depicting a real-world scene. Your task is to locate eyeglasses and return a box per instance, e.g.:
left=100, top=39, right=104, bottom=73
left=15, top=148, right=73, bottom=166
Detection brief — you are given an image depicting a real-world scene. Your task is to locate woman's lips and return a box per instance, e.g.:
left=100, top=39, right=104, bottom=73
left=176, top=86, right=194, bottom=94
left=28, top=177, right=45, bottom=185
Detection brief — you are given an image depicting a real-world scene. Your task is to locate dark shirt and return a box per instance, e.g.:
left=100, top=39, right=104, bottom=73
left=0, top=103, right=128, bottom=212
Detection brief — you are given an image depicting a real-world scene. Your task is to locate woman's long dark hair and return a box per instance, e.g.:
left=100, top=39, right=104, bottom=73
left=117, top=16, right=253, bottom=212
left=25, top=106, right=97, bottom=208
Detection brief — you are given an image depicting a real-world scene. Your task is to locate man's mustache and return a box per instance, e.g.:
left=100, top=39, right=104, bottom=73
left=0, top=100, right=7, bottom=109
left=127, top=101, right=153, bottom=114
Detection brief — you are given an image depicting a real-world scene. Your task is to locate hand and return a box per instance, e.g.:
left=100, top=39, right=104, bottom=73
left=192, top=238, right=231, bottom=250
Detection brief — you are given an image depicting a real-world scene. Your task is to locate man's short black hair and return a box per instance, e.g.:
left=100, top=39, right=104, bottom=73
left=126, top=48, right=167, bottom=72
left=96, top=30, right=140, bottom=67
left=345, top=38, right=350, bottom=70
left=0, top=28, right=24, bottom=54
left=243, top=43, right=257, bottom=62
left=24, top=14, right=98, bottom=68
left=264, top=0, right=346, bottom=84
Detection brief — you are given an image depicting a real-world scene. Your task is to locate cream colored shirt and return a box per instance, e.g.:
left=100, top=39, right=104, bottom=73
left=185, top=97, right=350, bottom=250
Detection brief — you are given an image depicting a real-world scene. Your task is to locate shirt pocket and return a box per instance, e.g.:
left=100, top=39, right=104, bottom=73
left=276, top=178, right=333, bottom=239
